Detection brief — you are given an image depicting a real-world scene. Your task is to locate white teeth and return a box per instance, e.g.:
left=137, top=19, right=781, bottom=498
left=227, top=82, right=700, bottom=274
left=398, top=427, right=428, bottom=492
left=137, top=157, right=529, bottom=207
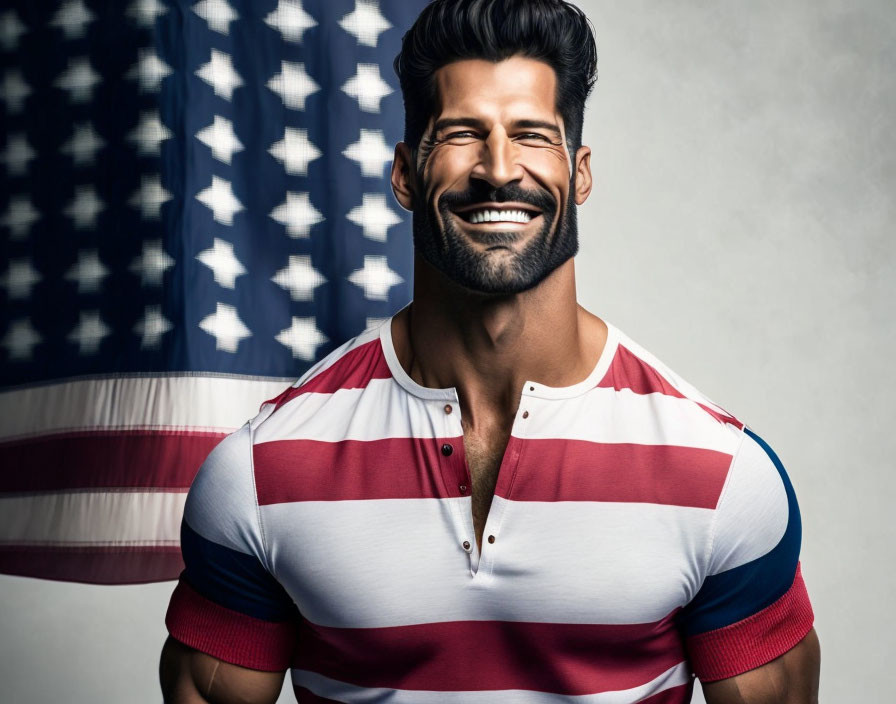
left=466, top=209, right=534, bottom=224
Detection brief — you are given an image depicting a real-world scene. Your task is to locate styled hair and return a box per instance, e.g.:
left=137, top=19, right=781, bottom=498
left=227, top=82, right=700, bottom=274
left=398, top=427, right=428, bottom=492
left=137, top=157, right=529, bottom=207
left=394, top=0, right=597, bottom=156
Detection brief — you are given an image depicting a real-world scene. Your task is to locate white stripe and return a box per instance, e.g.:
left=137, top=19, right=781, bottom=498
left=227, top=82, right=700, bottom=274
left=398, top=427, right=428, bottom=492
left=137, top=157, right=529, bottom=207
left=0, top=491, right=186, bottom=545
left=292, top=661, right=691, bottom=703
left=255, top=377, right=740, bottom=453
left=0, top=375, right=292, bottom=442
left=262, top=496, right=712, bottom=628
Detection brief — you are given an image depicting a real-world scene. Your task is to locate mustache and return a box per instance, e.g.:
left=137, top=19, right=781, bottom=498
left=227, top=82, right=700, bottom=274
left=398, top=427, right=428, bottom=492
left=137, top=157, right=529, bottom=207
left=437, top=182, right=557, bottom=215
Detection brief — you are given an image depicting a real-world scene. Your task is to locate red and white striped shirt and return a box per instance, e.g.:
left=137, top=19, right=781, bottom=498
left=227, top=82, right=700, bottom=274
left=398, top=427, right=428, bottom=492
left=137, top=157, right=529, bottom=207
left=167, top=312, right=814, bottom=702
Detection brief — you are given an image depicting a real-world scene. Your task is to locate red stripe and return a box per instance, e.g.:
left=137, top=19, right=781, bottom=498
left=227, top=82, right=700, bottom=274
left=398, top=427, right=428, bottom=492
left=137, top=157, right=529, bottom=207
left=0, top=430, right=225, bottom=492
left=0, top=545, right=183, bottom=584
left=270, top=339, right=391, bottom=410
left=254, top=436, right=730, bottom=508
left=687, top=564, right=814, bottom=681
left=292, top=613, right=685, bottom=695
left=253, top=437, right=464, bottom=504
left=598, top=345, right=742, bottom=428
left=166, top=579, right=296, bottom=672
left=507, top=439, right=731, bottom=508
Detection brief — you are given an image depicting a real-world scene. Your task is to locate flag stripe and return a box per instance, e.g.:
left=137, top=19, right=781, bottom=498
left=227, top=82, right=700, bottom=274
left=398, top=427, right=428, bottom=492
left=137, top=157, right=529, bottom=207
left=0, top=375, right=290, bottom=442
left=0, top=430, right=224, bottom=491
left=0, top=490, right=186, bottom=544
left=0, top=545, right=183, bottom=584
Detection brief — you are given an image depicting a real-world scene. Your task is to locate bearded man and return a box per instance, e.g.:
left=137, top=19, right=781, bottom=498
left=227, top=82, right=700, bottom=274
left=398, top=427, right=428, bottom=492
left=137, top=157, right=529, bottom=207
left=160, top=1, right=820, bottom=702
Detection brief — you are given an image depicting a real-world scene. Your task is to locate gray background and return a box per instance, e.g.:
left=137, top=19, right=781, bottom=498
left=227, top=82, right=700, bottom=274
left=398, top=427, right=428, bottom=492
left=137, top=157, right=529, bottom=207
left=1, top=1, right=893, bottom=701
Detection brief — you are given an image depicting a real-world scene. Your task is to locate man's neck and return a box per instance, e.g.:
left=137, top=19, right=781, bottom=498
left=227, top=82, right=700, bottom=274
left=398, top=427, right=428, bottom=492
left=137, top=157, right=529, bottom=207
left=392, top=254, right=607, bottom=428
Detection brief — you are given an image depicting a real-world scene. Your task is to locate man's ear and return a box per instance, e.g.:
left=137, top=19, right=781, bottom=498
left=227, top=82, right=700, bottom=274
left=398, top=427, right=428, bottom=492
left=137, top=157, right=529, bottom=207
left=391, top=142, right=416, bottom=212
left=573, top=146, right=593, bottom=205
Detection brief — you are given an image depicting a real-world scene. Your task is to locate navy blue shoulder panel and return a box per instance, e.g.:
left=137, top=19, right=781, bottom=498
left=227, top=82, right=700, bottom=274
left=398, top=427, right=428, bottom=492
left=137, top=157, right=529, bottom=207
left=679, top=428, right=802, bottom=637
left=180, top=519, right=295, bottom=623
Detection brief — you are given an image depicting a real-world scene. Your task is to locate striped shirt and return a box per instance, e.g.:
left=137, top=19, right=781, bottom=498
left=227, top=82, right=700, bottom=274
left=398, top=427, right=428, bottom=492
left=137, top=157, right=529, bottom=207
left=166, top=312, right=814, bottom=703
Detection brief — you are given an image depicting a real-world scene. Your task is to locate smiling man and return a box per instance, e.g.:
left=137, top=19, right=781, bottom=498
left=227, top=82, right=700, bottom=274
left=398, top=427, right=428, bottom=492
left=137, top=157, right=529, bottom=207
left=160, top=1, right=820, bottom=703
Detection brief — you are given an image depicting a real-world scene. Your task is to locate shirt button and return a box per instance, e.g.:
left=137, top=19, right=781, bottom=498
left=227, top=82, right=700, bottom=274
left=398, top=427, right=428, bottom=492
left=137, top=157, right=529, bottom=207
left=444, top=404, right=452, bottom=414
left=441, top=443, right=453, bottom=456
left=459, top=484, right=468, bottom=493
left=462, top=540, right=471, bottom=552
left=522, top=410, right=529, bottom=419
left=529, top=385, right=535, bottom=391
left=488, top=535, right=496, bottom=544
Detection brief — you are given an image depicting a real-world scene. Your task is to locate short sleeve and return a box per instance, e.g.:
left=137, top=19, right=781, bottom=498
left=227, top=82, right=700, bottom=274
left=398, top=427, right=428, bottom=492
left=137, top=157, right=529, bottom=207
left=679, top=428, right=814, bottom=681
left=165, top=423, right=297, bottom=671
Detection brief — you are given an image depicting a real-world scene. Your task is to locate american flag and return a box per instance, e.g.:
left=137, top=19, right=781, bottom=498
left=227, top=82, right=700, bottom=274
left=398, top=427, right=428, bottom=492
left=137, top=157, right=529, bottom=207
left=0, top=0, right=426, bottom=584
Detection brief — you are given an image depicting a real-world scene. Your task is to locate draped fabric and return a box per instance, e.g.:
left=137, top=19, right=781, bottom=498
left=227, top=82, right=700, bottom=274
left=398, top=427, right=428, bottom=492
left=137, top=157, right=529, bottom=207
left=0, top=0, right=425, bottom=583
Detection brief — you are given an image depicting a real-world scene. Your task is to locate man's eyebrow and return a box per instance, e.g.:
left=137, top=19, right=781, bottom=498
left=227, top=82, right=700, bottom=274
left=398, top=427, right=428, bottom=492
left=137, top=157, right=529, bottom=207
left=429, top=118, right=563, bottom=139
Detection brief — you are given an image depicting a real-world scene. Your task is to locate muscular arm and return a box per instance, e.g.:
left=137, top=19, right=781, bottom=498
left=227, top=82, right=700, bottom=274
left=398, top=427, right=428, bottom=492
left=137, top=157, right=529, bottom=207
left=160, top=636, right=286, bottom=704
left=702, top=628, right=820, bottom=704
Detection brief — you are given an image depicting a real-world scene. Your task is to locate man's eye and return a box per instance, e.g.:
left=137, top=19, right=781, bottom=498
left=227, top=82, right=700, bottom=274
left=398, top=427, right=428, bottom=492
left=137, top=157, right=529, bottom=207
left=444, top=131, right=479, bottom=140
left=516, top=133, right=551, bottom=143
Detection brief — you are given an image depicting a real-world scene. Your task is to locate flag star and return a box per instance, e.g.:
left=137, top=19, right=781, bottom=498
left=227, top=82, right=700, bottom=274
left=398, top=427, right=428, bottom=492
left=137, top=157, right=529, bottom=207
left=2, top=319, right=42, bottom=361
left=1, top=194, right=40, bottom=238
left=338, top=0, right=391, bottom=48
left=62, top=122, right=105, bottom=166
left=196, top=48, right=243, bottom=100
left=269, top=127, right=320, bottom=175
left=128, top=111, right=173, bottom=156
left=50, top=0, right=95, bottom=40
left=271, top=254, right=326, bottom=301
left=199, top=302, right=251, bottom=352
left=276, top=317, right=328, bottom=361
left=196, top=115, right=244, bottom=164
left=193, top=0, right=238, bottom=34
left=68, top=310, right=110, bottom=355
left=347, top=193, right=401, bottom=241
left=343, top=129, right=392, bottom=177
left=0, top=11, right=27, bottom=51
left=196, top=238, right=246, bottom=288
left=2, top=70, right=31, bottom=112
left=2, top=133, right=36, bottom=176
left=130, top=239, right=174, bottom=286
left=129, top=175, right=172, bottom=219
left=126, top=0, right=168, bottom=27
left=269, top=191, right=323, bottom=237
left=65, top=249, right=108, bottom=293
left=64, top=185, right=105, bottom=229
left=196, top=175, right=243, bottom=225
left=342, top=63, right=392, bottom=113
left=267, top=60, right=318, bottom=110
left=127, top=48, right=172, bottom=92
left=265, top=0, right=316, bottom=43
left=0, top=259, right=41, bottom=299
left=348, top=255, right=403, bottom=301
left=134, top=305, right=172, bottom=349
left=55, top=56, right=101, bottom=103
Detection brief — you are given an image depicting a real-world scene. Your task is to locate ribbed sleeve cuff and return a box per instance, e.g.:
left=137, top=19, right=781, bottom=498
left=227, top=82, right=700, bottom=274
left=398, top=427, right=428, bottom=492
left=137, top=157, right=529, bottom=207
left=687, top=563, right=814, bottom=682
left=165, top=579, right=296, bottom=671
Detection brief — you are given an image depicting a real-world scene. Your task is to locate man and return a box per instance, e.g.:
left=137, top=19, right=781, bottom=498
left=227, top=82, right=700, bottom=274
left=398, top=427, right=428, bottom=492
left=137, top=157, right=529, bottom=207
left=160, top=1, right=820, bottom=702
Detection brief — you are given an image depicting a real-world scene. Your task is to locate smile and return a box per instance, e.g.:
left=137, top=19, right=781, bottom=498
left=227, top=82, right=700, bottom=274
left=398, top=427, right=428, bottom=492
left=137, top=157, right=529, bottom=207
left=451, top=202, right=543, bottom=226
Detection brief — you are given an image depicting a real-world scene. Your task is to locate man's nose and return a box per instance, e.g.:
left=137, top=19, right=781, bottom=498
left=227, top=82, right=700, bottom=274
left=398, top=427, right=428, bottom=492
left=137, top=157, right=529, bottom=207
left=473, top=130, right=523, bottom=189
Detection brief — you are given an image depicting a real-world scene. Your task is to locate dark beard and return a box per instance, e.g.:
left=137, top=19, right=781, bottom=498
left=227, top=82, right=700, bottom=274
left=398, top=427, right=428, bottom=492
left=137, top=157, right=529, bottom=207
left=412, top=179, right=579, bottom=295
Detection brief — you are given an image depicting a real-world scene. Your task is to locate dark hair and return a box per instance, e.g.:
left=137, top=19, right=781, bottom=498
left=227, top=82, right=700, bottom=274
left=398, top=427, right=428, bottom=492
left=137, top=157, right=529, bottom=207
left=394, top=0, right=597, bottom=156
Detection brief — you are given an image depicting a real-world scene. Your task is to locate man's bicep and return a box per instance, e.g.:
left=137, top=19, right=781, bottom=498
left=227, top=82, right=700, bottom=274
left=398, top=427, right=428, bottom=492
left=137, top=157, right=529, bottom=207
left=160, top=636, right=286, bottom=704
left=701, top=627, right=820, bottom=704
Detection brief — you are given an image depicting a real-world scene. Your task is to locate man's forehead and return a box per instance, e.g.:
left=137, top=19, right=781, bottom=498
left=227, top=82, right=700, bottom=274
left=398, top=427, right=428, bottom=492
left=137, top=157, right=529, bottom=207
left=431, top=56, right=561, bottom=121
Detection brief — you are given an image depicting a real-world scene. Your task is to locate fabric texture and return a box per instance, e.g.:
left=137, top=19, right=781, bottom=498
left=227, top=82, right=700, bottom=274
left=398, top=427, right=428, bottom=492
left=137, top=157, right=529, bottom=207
left=165, top=311, right=813, bottom=702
